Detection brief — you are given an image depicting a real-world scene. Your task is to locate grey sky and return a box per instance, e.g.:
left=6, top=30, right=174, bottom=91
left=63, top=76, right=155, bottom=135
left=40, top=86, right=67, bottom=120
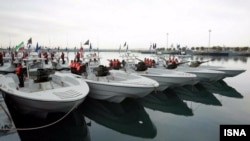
left=1, top=0, right=250, bottom=49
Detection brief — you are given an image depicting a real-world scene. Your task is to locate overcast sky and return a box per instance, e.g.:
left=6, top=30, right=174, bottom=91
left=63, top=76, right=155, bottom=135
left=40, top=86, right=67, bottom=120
left=1, top=0, right=250, bottom=49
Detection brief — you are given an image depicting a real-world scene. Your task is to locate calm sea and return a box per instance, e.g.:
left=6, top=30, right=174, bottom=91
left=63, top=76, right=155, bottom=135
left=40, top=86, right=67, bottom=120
left=4, top=52, right=250, bottom=141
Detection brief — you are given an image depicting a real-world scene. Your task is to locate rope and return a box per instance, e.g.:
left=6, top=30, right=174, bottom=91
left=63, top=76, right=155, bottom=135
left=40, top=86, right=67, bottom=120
left=0, top=101, right=78, bottom=131
left=0, top=104, right=12, bottom=122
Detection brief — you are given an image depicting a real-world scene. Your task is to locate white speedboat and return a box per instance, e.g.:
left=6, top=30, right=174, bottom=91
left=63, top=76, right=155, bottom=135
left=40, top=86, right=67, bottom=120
left=0, top=59, right=16, bottom=73
left=120, top=53, right=198, bottom=90
left=0, top=52, right=50, bottom=74
left=175, top=65, right=225, bottom=82
left=154, top=55, right=226, bottom=82
left=0, top=55, right=23, bottom=74
left=23, top=51, right=70, bottom=71
left=72, top=52, right=159, bottom=103
left=136, top=67, right=198, bottom=88
left=198, top=64, right=246, bottom=79
left=183, top=60, right=245, bottom=79
left=0, top=69, right=89, bottom=115
left=51, top=51, right=71, bottom=71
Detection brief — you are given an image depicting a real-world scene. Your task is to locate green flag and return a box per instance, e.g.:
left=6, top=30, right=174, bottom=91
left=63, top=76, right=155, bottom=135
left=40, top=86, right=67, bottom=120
left=14, top=41, right=24, bottom=51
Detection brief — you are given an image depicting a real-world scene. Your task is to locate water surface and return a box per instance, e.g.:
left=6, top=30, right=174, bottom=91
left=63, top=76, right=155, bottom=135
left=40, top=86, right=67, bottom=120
left=4, top=52, right=250, bottom=141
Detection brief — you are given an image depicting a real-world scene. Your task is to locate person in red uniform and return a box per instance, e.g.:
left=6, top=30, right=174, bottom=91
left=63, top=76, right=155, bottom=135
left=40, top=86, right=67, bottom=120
left=51, top=51, right=55, bottom=60
left=43, top=51, right=48, bottom=64
left=11, top=51, right=15, bottom=64
left=76, top=52, right=80, bottom=62
left=109, top=59, right=113, bottom=68
left=61, top=52, right=65, bottom=64
left=0, top=52, right=3, bottom=66
left=15, top=63, right=24, bottom=87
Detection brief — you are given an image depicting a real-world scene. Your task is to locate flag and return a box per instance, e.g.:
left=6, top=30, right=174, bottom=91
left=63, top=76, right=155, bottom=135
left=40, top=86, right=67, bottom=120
left=35, top=42, right=40, bottom=52
left=14, top=42, right=24, bottom=51
left=84, top=40, right=89, bottom=45
left=27, top=38, right=32, bottom=44
left=123, top=42, right=127, bottom=47
left=153, top=43, right=157, bottom=49
left=89, top=43, right=92, bottom=51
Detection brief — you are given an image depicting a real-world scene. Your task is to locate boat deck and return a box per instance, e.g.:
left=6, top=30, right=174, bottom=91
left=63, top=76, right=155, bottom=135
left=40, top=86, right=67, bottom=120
left=7, top=75, right=69, bottom=93
left=0, top=93, right=21, bottom=141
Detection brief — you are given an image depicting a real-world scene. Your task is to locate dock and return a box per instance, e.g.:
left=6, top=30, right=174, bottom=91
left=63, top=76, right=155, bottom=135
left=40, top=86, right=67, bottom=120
left=0, top=93, right=21, bottom=141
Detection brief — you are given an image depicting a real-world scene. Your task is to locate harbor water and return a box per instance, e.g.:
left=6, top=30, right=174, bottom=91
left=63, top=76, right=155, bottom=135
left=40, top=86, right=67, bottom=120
left=1, top=52, right=250, bottom=141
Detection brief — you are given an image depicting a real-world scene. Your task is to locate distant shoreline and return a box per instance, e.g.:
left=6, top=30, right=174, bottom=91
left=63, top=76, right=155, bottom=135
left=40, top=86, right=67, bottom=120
left=1, top=48, right=250, bottom=56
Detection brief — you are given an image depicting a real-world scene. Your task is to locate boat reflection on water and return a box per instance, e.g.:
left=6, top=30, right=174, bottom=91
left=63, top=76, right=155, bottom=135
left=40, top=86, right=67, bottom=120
left=138, top=92, right=193, bottom=116
left=200, top=80, right=243, bottom=98
left=4, top=98, right=91, bottom=141
left=79, top=97, right=157, bottom=139
left=168, top=85, right=222, bottom=106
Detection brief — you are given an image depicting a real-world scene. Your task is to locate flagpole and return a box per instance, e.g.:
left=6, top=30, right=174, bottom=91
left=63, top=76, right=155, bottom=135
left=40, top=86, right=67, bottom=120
left=119, top=44, right=121, bottom=54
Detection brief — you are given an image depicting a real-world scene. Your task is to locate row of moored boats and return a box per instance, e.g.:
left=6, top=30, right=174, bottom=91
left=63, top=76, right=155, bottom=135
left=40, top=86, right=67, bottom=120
left=0, top=50, right=246, bottom=116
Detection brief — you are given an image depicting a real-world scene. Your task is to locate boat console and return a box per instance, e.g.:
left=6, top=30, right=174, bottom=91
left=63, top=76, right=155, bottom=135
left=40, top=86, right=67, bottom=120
left=93, top=65, right=110, bottom=76
left=135, top=62, right=148, bottom=71
left=34, top=68, right=55, bottom=83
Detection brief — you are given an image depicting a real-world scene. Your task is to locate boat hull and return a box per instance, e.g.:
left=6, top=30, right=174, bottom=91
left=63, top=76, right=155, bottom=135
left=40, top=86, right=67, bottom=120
left=199, top=65, right=246, bottom=78
left=1, top=90, right=85, bottom=114
left=86, top=81, right=156, bottom=103
left=161, top=70, right=199, bottom=86
left=139, top=68, right=198, bottom=90
left=176, top=67, right=225, bottom=82
left=0, top=72, right=89, bottom=115
left=139, top=75, right=170, bottom=91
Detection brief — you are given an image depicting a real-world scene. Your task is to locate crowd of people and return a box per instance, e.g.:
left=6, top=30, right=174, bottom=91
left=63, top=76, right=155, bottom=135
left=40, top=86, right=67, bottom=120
left=143, top=58, right=156, bottom=68
left=166, top=57, right=179, bottom=64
